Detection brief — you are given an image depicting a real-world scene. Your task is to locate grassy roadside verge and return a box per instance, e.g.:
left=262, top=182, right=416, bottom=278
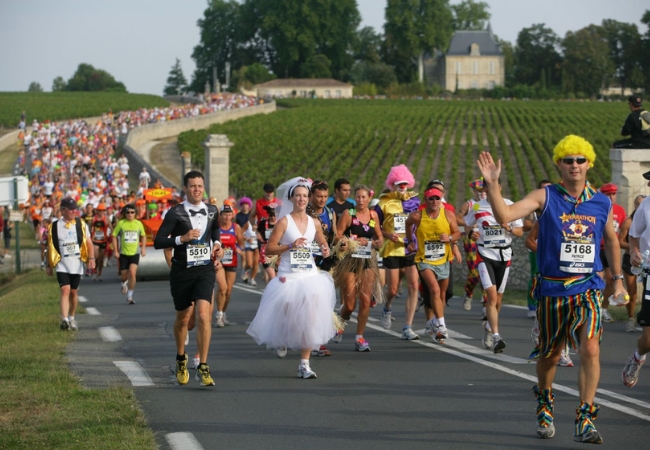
left=0, top=270, right=156, bottom=449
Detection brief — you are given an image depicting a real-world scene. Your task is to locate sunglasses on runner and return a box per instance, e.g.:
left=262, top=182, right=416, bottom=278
left=561, top=157, right=588, bottom=165
left=125, top=210, right=136, bottom=214
left=427, top=196, right=442, bottom=201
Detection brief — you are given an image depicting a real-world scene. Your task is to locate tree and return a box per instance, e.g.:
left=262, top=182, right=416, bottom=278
left=28, top=82, right=43, bottom=93
left=52, top=76, right=67, bottom=92
left=562, top=25, right=614, bottom=97
left=513, top=24, right=563, bottom=88
left=252, top=0, right=360, bottom=79
left=163, top=58, right=188, bottom=96
left=600, top=19, right=643, bottom=94
left=384, top=0, right=453, bottom=83
left=66, top=63, right=127, bottom=92
left=231, top=63, right=276, bottom=90
left=189, top=0, right=245, bottom=93
left=641, top=10, right=650, bottom=94
left=350, top=61, right=397, bottom=89
left=451, top=0, right=490, bottom=31
left=496, top=38, right=515, bottom=87
left=300, top=54, right=332, bottom=79
left=353, top=26, right=383, bottom=64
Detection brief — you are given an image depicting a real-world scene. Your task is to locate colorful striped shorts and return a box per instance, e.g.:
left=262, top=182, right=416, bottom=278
left=529, top=288, right=602, bottom=360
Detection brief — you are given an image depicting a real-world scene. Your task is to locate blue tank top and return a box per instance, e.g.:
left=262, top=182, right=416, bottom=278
left=537, top=184, right=609, bottom=296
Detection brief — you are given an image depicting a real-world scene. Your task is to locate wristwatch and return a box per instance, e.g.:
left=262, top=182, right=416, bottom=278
left=612, top=274, right=624, bottom=281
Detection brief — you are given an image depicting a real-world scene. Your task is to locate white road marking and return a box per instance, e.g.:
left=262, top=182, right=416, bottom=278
left=99, top=326, right=122, bottom=342
left=236, top=283, right=650, bottom=420
left=113, top=361, right=154, bottom=387
left=165, top=432, right=204, bottom=450
left=233, top=284, right=263, bottom=295
left=86, top=307, right=101, bottom=315
left=363, top=319, right=650, bottom=422
left=78, top=296, right=88, bottom=303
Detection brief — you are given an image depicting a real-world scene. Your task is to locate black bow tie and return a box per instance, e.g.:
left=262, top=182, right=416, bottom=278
left=190, top=209, right=206, bottom=216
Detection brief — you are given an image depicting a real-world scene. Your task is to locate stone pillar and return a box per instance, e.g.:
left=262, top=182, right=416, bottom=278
left=204, top=135, right=234, bottom=204
left=610, top=148, right=650, bottom=213
left=181, top=152, right=192, bottom=177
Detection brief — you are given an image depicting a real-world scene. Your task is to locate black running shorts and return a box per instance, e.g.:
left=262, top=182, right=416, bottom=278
left=170, top=264, right=215, bottom=311
left=383, top=254, right=416, bottom=270
left=119, top=254, right=140, bottom=269
left=56, top=272, right=81, bottom=289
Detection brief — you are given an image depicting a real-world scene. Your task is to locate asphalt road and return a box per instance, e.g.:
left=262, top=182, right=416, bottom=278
left=68, top=269, right=650, bottom=449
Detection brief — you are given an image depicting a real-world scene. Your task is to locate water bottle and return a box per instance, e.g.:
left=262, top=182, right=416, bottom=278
left=608, top=292, right=630, bottom=307
left=631, top=250, right=650, bottom=276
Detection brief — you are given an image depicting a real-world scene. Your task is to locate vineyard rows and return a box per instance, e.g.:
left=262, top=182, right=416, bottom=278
left=178, top=99, right=627, bottom=205
left=0, top=92, right=169, bottom=128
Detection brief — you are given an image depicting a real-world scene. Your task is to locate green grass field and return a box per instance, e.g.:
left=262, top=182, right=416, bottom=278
left=0, top=92, right=170, bottom=129
left=0, top=270, right=157, bottom=449
left=178, top=99, right=627, bottom=203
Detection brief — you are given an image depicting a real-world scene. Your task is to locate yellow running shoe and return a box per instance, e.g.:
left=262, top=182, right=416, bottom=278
left=195, top=364, right=215, bottom=386
left=176, top=354, right=189, bottom=385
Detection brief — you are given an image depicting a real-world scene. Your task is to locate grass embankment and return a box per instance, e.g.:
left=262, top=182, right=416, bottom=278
left=0, top=92, right=170, bottom=129
left=0, top=270, right=156, bottom=449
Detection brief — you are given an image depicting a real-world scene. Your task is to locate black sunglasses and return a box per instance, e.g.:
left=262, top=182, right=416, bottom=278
left=125, top=210, right=136, bottom=214
left=561, top=157, right=588, bottom=165
left=427, top=196, right=442, bottom=201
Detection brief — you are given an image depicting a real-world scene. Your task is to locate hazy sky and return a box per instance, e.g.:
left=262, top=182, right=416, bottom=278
left=0, top=0, right=646, bottom=96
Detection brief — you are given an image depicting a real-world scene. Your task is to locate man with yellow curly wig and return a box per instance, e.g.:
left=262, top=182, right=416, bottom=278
left=477, top=135, right=627, bottom=444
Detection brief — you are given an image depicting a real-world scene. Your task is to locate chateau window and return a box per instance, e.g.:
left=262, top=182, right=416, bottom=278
left=472, top=61, right=479, bottom=75
left=489, top=61, right=495, bottom=75
left=456, top=61, right=462, bottom=75
left=336, top=90, right=341, bottom=98
left=487, top=81, right=495, bottom=90
left=324, top=90, right=330, bottom=98
left=470, top=43, right=480, bottom=56
left=471, top=80, right=478, bottom=89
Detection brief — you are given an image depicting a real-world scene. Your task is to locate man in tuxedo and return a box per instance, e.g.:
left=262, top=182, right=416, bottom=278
left=154, top=171, right=224, bottom=387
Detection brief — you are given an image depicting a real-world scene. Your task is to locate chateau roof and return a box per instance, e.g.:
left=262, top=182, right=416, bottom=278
left=447, top=27, right=502, bottom=56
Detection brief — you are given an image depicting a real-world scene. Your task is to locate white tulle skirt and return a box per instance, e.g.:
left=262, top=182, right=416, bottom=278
left=246, top=271, right=337, bottom=351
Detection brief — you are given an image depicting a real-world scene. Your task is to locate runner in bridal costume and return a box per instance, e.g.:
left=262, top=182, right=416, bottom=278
left=246, top=177, right=338, bottom=379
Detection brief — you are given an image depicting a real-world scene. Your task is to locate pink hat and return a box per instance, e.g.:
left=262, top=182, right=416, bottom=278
left=385, top=165, right=415, bottom=190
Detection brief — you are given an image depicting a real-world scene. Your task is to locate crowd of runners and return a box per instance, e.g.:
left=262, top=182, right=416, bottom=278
left=21, top=94, right=650, bottom=444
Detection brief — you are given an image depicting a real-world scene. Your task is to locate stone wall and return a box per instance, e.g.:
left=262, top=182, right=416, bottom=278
left=121, top=101, right=276, bottom=188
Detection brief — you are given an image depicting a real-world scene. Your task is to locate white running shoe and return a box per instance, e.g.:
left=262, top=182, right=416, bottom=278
left=120, top=281, right=128, bottom=295
left=558, top=348, right=574, bottom=367
left=222, top=313, right=230, bottom=326
left=434, top=325, right=448, bottom=343
left=463, top=297, right=472, bottom=311
left=480, top=305, right=487, bottom=320
left=214, top=314, right=225, bottom=328
left=601, top=308, right=613, bottom=323
left=69, top=318, right=78, bottom=331
left=527, top=309, right=537, bottom=318
left=242, top=269, right=249, bottom=282
left=355, top=338, right=371, bottom=352
left=625, top=318, right=637, bottom=332
left=482, top=323, right=494, bottom=349
left=298, top=363, right=317, bottom=379
left=401, top=326, right=420, bottom=340
left=380, top=310, right=392, bottom=329
left=250, top=279, right=257, bottom=286
left=276, top=347, right=287, bottom=358
left=191, top=357, right=200, bottom=369
left=622, top=354, right=645, bottom=387
left=425, top=318, right=435, bottom=337
left=531, top=320, right=540, bottom=346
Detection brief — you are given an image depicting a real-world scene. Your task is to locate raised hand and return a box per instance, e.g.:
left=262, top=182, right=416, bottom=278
left=477, top=152, right=501, bottom=185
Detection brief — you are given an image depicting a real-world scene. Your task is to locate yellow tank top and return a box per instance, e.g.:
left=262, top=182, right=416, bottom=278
left=415, top=208, right=451, bottom=265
